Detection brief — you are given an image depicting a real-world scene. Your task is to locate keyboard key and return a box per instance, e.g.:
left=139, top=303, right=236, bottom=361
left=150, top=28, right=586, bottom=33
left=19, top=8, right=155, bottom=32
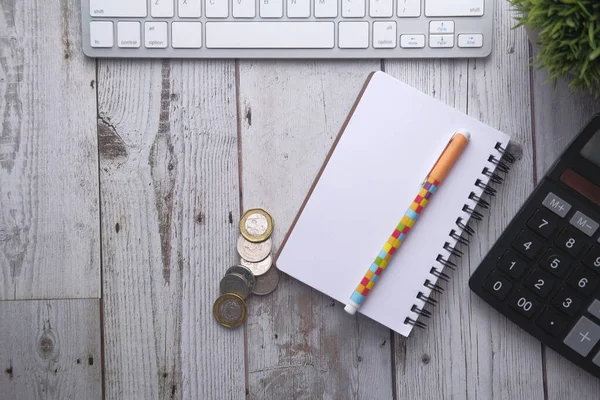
left=373, top=22, right=396, bottom=48
left=524, top=269, right=556, bottom=298
left=429, top=21, right=454, bottom=34
left=563, top=316, right=600, bottom=357
left=527, top=209, right=558, bottom=238
left=370, top=0, right=392, bottom=17
left=205, top=22, right=335, bottom=48
left=567, top=267, right=599, bottom=296
left=179, top=0, right=202, bottom=17
left=537, top=308, right=568, bottom=337
left=497, top=249, right=528, bottom=279
left=287, top=0, right=310, bottom=17
left=260, top=0, right=283, bottom=18
left=588, top=299, right=600, bottom=321
left=552, top=288, right=584, bottom=316
left=233, top=0, right=256, bottom=17
left=400, top=34, right=425, bottom=48
left=457, top=34, right=483, bottom=48
left=540, top=251, right=571, bottom=277
left=429, top=35, right=453, bottom=48
left=513, top=230, right=543, bottom=259
left=338, top=22, right=369, bottom=48
left=397, top=0, right=420, bottom=17
left=117, top=22, right=141, bottom=48
left=509, top=289, right=540, bottom=318
left=425, top=0, right=483, bottom=17
left=570, top=211, right=599, bottom=237
left=206, top=0, right=229, bottom=17
left=90, top=21, right=114, bottom=48
left=151, top=0, right=174, bottom=17
left=542, top=192, right=571, bottom=218
left=583, top=246, right=600, bottom=273
left=172, top=22, right=202, bottom=48
left=90, top=0, right=147, bottom=17
left=555, top=228, right=585, bottom=257
left=482, top=270, right=513, bottom=300
left=314, top=0, right=338, bottom=17
left=145, top=22, right=168, bottom=48
left=342, top=0, right=365, bottom=17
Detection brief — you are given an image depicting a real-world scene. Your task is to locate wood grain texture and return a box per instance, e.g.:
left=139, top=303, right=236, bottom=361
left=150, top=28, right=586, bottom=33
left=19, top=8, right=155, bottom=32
left=238, top=61, right=395, bottom=400
left=97, top=59, right=244, bottom=399
left=0, top=0, right=100, bottom=299
left=0, top=299, right=101, bottom=400
left=531, top=51, right=600, bottom=399
left=385, top=1, right=545, bottom=398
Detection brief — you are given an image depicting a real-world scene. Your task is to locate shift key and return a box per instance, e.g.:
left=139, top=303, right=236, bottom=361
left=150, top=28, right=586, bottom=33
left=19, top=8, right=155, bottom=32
left=90, top=0, right=147, bottom=17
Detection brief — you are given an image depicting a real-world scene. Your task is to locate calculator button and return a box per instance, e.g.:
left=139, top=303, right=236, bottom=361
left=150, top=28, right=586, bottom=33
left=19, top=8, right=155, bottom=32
left=497, top=249, right=528, bottom=279
left=509, top=289, right=540, bottom=318
left=570, top=211, right=599, bottom=237
left=567, top=267, right=599, bottom=296
left=588, top=299, right=600, bottom=321
left=594, top=350, right=600, bottom=367
left=527, top=209, right=559, bottom=238
left=555, top=228, right=585, bottom=258
left=542, top=192, right=572, bottom=218
left=482, top=270, right=513, bottom=300
left=524, top=269, right=556, bottom=298
left=540, top=250, right=571, bottom=277
left=513, top=230, right=543, bottom=259
left=583, top=246, right=600, bottom=273
left=552, top=288, right=584, bottom=316
left=563, top=316, right=600, bottom=357
left=537, top=308, right=568, bottom=337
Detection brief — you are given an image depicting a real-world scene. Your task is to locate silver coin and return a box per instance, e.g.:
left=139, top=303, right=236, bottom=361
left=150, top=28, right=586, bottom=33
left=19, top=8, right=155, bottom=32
left=226, top=265, right=256, bottom=292
left=236, top=235, right=272, bottom=262
left=252, top=265, right=280, bottom=296
left=245, top=213, right=269, bottom=236
left=220, top=272, right=252, bottom=299
left=240, top=254, right=272, bottom=276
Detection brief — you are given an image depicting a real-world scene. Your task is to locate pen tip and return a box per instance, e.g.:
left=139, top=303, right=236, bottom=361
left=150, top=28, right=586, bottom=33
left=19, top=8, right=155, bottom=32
left=344, top=304, right=358, bottom=315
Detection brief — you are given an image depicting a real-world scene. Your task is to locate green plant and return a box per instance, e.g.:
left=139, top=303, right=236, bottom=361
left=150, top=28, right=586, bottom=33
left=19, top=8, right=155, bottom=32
left=509, top=0, right=600, bottom=97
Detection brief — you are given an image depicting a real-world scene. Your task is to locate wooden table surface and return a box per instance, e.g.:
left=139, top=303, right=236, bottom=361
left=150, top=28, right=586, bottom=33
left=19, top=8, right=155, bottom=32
left=1, top=1, right=599, bottom=399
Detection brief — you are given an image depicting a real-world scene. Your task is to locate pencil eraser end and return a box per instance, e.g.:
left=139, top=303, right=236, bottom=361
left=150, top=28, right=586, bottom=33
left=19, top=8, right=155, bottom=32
left=344, top=304, right=358, bottom=315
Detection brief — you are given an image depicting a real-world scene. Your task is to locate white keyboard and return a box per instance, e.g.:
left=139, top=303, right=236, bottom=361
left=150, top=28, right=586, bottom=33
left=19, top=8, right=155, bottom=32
left=81, top=0, right=493, bottom=58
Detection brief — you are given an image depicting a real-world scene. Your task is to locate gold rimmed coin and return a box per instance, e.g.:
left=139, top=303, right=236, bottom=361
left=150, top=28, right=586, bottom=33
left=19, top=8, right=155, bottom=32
left=240, top=208, right=274, bottom=243
left=213, top=293, right=247, bottom=328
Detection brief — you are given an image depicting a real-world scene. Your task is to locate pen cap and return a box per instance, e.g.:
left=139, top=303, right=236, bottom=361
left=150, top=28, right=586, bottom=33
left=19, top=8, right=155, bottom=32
left=428, top=131, right=470, bottom=183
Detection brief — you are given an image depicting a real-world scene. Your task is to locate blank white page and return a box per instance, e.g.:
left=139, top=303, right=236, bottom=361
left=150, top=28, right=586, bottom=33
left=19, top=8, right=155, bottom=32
left=276, top=72, right=511, bottom=337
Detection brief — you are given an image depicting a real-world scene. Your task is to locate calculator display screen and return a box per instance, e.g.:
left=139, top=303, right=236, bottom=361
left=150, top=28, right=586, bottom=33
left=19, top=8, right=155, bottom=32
left=581, top=129, right=600, bottom=167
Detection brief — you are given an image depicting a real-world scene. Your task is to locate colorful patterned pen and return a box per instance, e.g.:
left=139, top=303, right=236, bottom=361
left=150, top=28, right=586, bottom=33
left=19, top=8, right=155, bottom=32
left=344, top=131, right=470, bottom=315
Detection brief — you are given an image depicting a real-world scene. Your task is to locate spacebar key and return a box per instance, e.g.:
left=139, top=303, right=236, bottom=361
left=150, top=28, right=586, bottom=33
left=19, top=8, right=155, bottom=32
left=206, top=22, right=335, bottom=49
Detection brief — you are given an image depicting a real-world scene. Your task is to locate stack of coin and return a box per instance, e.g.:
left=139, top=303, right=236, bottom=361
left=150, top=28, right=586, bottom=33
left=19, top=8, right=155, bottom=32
left=213, top=208, right=281, bottom=329
left=237, top=208, right=279, bottom=296
left=213, top=265, right=255, bottom=328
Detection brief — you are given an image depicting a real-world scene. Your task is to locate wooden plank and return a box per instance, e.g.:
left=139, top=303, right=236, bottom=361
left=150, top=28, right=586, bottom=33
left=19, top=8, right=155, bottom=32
left=0, top=0, right=100, bottom=299
left=531, top=49, right=600, bottom=398
left=238, top=61, right=394, bottom=399
left=98, top=59, right=244, bottom=399
left=0, top=299, right=102, bottom=400
left=386, top=1, right=545, bottom=397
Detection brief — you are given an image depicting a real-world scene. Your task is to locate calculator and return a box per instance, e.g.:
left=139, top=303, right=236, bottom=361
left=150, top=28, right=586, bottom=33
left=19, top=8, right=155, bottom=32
left=469, top=114, right=600, bottom=379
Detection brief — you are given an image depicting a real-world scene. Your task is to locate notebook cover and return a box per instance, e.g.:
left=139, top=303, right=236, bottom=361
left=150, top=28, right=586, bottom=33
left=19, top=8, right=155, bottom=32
left=275, top=71, right=511, bottom=336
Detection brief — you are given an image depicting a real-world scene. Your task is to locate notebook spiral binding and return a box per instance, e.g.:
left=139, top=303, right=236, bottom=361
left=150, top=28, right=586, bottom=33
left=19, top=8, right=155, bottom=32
left=404, top=141, right=517, bottom=330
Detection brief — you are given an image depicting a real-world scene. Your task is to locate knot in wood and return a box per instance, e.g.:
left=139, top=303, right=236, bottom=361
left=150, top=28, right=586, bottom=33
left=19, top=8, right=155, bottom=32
left=38, top=329, right=59, bottom=360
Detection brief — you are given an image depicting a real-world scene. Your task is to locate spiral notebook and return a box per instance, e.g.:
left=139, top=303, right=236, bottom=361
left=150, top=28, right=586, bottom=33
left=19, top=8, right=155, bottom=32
left=275, top=71, right=514, bottom=337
